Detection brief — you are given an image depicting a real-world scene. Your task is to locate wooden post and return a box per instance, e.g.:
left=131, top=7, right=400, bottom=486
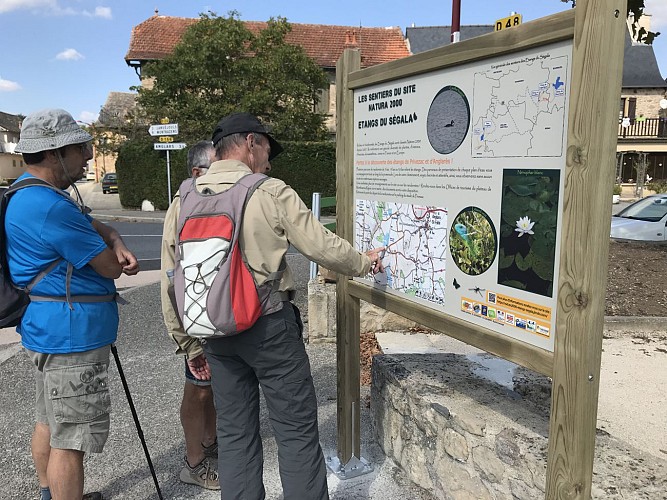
left=546, top=0, right=627, bottom=497
left=335, top=48, right=362, bottom=462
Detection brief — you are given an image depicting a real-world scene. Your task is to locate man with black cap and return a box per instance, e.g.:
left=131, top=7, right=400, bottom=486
left=4, top=108, right=139, bottom=500
left=161, top=112, right=385, bottom=499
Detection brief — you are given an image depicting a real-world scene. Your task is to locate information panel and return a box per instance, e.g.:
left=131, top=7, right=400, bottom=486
left=353, top=40, right=573, bottom=352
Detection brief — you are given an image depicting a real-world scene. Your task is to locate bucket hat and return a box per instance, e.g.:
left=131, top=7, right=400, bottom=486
left=16, top=108, right=93, bottom=154
left=211, top=112, right=283, bottom=160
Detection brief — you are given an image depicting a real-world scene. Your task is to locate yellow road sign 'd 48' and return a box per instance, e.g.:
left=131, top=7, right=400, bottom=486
left=495, top=14, right=522, bottom=31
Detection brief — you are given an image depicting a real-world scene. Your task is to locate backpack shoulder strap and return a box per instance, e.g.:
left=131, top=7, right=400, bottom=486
left=236, top=173, right=270, bottom=206
left=2, top=178, right=69, bottom=299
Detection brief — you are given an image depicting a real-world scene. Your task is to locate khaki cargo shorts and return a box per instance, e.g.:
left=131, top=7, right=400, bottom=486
left=27, top=345, right=112, bottom=454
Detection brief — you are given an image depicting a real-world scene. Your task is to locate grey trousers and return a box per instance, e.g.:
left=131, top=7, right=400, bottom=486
left=204, top=304, right=329, bottom=500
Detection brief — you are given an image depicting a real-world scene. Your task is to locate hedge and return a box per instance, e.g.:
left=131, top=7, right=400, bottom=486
left=115, top=139, right=336, bottom=210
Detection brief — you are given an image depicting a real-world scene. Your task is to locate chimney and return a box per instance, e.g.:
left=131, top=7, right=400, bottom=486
left=344, top=30, right=359, bottom=47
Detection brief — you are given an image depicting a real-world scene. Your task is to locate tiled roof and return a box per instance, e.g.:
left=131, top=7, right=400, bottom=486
left=406, top=25, right=666, bottom=89
left=406, top=25, right=493, bottom=54
left=98, top=92, right=137, bottom=128
left=125, top=15, right=410, bottom=69
left=622, top=33, right=667, bottom=88
left=0, top=111, right=22, bottom=133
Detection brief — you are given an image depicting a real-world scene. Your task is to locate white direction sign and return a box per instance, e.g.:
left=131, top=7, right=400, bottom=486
left=149, top=123, right=179, bottom=136
left=154, top=142, right=186, bottom=150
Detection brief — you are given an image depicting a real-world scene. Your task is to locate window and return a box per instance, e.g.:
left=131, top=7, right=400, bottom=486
left=620, top=97, right=626, bottom=118
left=628, top=97, right=637, bottom=123
left=315, top=85, right=331, bottom=114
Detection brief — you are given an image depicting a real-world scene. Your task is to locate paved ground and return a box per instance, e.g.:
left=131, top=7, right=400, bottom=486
left=0, top=259, right=433, bottom=500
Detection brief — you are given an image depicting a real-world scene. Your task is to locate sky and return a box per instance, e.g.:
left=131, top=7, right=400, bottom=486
left=1, top=0, right=666, bottom=124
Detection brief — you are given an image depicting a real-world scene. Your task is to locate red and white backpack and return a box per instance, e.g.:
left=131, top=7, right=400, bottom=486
left=173, top=173, right=286, bottom=339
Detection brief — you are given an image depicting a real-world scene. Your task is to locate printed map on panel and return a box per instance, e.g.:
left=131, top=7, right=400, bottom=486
left=355, top=200, right=447, bottom=305
left=471, top=52, right=569, bottom=157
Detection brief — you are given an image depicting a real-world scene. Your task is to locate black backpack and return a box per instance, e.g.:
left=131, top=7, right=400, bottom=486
left=0, top=178, right=63, bottom=328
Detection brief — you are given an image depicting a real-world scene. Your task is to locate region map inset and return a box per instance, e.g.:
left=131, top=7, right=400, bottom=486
left=472, top=53, right=569, bottom=157
left=355, top=200, right=447, bottom=306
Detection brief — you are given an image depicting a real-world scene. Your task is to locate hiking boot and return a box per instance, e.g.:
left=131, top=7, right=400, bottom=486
left=82, top=493, right=103, bottom=500
left=180, top=456, right=220, bottom=490
left=203, top=440, right=218, bottom=459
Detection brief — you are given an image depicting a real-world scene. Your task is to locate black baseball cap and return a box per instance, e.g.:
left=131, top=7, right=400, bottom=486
left=211, top=112, right=283, bottom=161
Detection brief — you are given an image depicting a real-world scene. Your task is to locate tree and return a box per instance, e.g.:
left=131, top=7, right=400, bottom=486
left=627, top=0, right=660, bottom=44
left=135, top=12, right=329, bottom=143
left=561, top=0, right=660, bottom=44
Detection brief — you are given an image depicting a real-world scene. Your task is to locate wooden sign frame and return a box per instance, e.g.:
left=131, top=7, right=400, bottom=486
left=334, top=1, right=627, bottom=497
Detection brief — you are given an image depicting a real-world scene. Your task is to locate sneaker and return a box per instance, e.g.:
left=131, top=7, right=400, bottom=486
left=180, top=456, right=220, bottom=490
left=203, top=440, right=218, bottom=459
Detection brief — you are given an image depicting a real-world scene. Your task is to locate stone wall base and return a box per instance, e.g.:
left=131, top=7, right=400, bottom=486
left=372, top=353, right=667, bottom=499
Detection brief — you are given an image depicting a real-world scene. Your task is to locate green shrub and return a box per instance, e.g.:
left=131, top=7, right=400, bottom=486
left=270, top=141, right=336, bottom=208
left=647, top=181, right=667, bottom=193
left=115, top=139, right=336, bottom=210
left=115, top=137, right=189, bottom=210
left=612, top=184, right=622, bottom=195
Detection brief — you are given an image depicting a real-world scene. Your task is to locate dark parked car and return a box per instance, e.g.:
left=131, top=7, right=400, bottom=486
left=101, top=173, right=118, bottom=194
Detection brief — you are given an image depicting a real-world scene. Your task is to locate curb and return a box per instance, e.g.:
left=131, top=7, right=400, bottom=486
left=93, top=214, right=165, bottom=223
left=603, top=315, right=667, bottom=337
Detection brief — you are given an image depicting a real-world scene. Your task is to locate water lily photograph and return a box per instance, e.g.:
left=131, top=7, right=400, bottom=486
left=449, top=206, right=497, bottom=276
left=497, top=168, right=561, bottom=297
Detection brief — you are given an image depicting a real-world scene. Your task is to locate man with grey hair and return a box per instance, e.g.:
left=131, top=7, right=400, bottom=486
left=168, top=139, right=220, bottom=490
left=187, top=140, right=216, bottom=178
left=4, top=109, right=139, bottom=500
left=161, top=112, right=385, bottom=499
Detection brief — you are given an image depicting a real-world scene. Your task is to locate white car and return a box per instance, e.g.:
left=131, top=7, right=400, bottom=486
left=610, top=195, right=667, bottom=242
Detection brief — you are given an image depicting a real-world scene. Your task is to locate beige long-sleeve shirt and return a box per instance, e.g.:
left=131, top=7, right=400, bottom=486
left=160, top=159, right=372, bottom=359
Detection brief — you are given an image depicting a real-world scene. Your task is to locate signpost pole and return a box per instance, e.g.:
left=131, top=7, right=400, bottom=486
left=166, top=150, right=172, bottom=201
left=148, top=121, right=180, bottom=202
left=546, top=1, right=626, bottom=497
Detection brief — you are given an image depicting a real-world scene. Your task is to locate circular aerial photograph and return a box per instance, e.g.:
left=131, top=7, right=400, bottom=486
left=426, top=85, right=471, bottom=155
left=449, top=206, right=497, bottom=276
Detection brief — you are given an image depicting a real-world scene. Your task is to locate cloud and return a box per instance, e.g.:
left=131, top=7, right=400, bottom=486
left=645, top=0, right=667, bottom=30
left=93, top=6, right=111, bottom=19
left=79, top=111, right=98, bottom=123
left=0, top=0, right=56, bottom=14
left=82, top=5, right=111, bottom=18
left=0, top=76, right=21, bottom=91
left=0, top=1, right=110, bottom=18
left=56, top=48, right=84, bottom=61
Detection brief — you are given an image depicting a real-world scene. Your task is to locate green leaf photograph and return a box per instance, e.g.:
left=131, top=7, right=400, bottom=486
left=449, top=207, right=497, bottom=276
left=497, top=168, right=560, bottom=297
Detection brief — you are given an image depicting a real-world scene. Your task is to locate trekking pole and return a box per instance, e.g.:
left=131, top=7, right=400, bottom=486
left=111, top=344, right=164, bottom=500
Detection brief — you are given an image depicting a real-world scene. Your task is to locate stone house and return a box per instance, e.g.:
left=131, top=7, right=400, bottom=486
left=0, top=111, right=25, bottom=184
left=86, top=91, right=139, bottom=181
left=124, top=13, right=410, bottom=134
left=405, top=15, right=667, bottom=189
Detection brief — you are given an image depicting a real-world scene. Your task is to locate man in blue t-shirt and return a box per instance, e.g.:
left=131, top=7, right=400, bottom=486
left=5, top=109, right=139, bottom=500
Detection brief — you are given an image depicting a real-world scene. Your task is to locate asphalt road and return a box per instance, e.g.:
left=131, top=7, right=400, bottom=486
left=107, top=221, right=164, bottom=271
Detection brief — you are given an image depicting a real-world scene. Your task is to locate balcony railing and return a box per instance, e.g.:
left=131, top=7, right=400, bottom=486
left=618, top=117, right=667, bottom=139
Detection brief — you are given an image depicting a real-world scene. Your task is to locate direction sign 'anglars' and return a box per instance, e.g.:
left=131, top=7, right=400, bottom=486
left=149, top=123, right=179, bottom=136
left=154, top=142, right=186, bottom=150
